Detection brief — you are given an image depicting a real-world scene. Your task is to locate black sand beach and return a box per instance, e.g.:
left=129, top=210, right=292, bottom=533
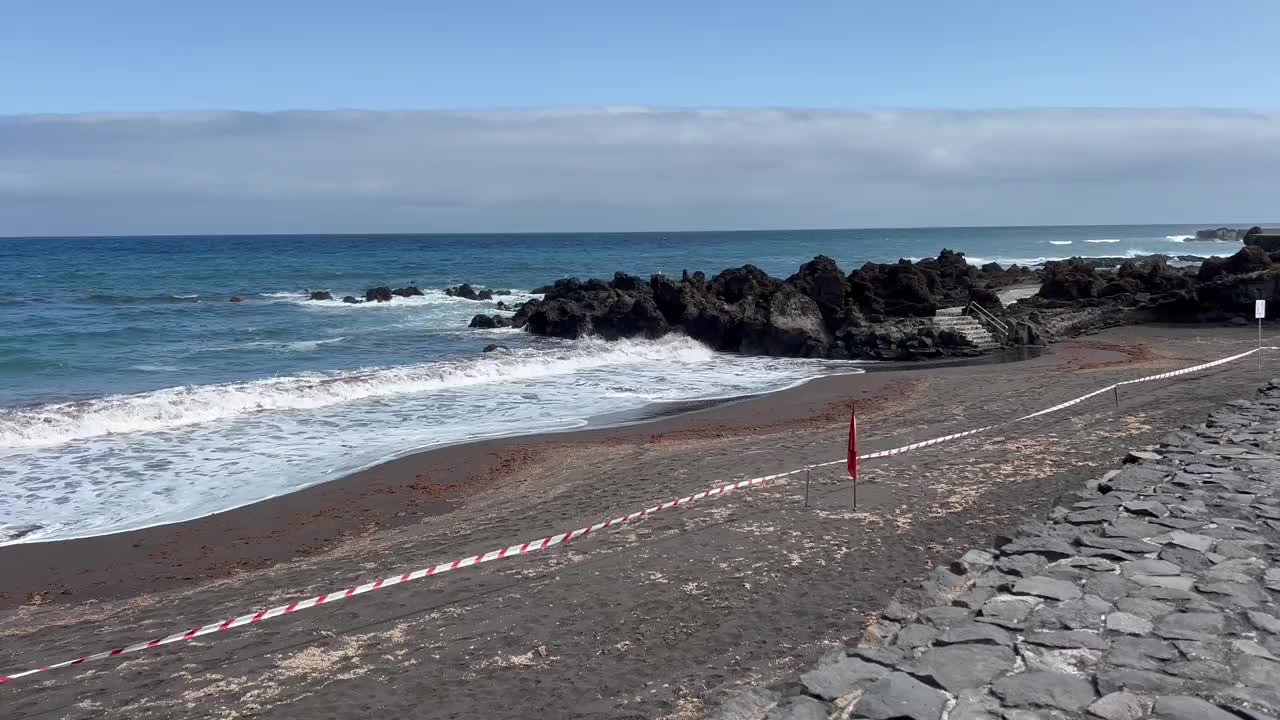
left=2, top=324, right=1277, bottom=719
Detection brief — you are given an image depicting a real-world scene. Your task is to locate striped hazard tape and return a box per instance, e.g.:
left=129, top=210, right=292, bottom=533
left=1, top=345, right=1272, bottom=685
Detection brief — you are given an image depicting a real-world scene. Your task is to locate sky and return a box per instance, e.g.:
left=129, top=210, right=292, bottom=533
left=3, top=1, right=1279, bottom=235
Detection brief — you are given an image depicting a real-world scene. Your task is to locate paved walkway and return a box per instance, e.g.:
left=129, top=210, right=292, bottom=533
left=713, top=381, right=1280, bottom=720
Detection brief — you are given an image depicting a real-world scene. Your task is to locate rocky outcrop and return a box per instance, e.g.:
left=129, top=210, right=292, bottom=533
left=446, top=284, right=499, bottom=301
left=1244, top=227, right=1280, bottom=254
left=1192, top=226, right=1248, bottom=242
left=508, top=252, right=1031, bottom=360
left=341, top=295, right=361, bottom=304
left=365, top=286, right=393, bottom=303
left=391, top=286, right=424, bottom=298
left=308, top=290, right=333, bottom=301
left=711, top=384, right=1280, bottom=720
left=468, top=314, right=511, bottom=329
left=1040, top=259, right=1105, bottom=301
left=482, top=344, right=510, bottom=353
left=514, top=274, right=670, bottom=341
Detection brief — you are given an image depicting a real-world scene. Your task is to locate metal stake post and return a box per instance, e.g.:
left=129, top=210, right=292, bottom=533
left=804, top=466, right=811, bottom=508
left=1113, top=386, right=1119, bottom=408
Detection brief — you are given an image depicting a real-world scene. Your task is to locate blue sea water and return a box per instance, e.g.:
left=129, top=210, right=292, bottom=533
left=0, top=225, right=1228, bottom=543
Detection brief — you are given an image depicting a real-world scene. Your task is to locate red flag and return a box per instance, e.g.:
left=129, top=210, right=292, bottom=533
left=847, top=403, right=858, bottom=480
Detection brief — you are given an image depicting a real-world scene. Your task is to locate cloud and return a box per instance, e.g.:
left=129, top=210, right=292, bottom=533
left=2, top=108, right=1278, bottom=235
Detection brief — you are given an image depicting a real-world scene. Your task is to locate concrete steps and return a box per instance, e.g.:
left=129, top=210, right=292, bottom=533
left=932, top=307, right=1002, bottom=351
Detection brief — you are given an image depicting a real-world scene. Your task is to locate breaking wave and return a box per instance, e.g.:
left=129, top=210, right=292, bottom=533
left=0, top=336, right=718, bottom=449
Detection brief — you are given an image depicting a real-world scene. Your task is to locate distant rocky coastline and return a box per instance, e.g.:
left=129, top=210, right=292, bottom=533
left=289, top=226, right=1280, bottom=362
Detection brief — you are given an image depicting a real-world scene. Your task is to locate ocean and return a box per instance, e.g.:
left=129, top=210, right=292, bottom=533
left=0, top=225, right=1235, bottom=544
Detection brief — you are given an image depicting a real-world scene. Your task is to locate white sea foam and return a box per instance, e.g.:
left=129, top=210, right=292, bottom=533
left=0, top=336, right=719, bottom=449
left=0, top=336, right=865, bottom=544
left=127, top=364, right=181, bottom=372
left=1086, top=238, right=1121, bottom=243
left=1165, top=235, right=1194, bottom=241
left=1047, top=241, right=1073, bottom=245
left=242, top=337, right=349, bottom=352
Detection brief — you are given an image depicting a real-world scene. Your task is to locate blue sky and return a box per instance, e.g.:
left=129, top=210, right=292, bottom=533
left=4, top=1, right=1278, bottom=113
left=3, top=2, right=1279, bottom=235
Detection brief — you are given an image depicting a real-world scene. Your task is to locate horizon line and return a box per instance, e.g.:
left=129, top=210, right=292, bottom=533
left=2, top=221, right=1272, bottom=242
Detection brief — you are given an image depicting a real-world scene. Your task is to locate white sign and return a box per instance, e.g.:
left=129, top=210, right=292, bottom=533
left=1257, top=300, right=1267, bottom=319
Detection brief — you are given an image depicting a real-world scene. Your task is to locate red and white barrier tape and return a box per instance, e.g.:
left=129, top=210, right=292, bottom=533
left=1, top=345, right=1271, bottom=685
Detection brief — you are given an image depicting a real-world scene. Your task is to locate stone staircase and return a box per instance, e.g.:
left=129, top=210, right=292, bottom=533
left=933, top=307, right=1002, bottom=352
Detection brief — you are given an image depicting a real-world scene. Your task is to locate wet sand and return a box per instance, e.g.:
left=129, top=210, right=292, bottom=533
left=1, top=324, right=1275, bottom=719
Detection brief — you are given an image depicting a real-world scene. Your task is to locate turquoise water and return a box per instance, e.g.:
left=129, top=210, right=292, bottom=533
left=0, top=225, right=1224, bottom=542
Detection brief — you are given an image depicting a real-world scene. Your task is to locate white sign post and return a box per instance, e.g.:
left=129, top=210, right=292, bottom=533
left=1257, top=300, right=1266, bottom=378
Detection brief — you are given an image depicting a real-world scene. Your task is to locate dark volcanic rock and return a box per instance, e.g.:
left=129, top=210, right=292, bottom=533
left=481, top=343, right=509, bottom=353
left=365, top=286, right=393, bottom=303
left=341, top=295, right=361, bottom=304
left=308, top=290, right=333, bottom=301
left=391, top=286, right=424, bottom=298
left=516, top=251, right=1043, bottom=359
left=446, top=284, right=483, bottom=300
left=1040, top=259, right=1104, bottom=300
left=469, top=314, right=511, bottom=329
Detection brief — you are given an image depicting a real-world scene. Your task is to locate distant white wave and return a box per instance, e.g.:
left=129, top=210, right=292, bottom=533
left=965, top=248, right=1166, bottom=268
left=1086, top=239, right=1121, bottom=243
left=242, top=337, right=348, bottom=352
left=281, top=288, right=539, bottom=309
left=964, top=256, right=1065, bottom=267
left=1047, top=241, right=1073, bottom=245
left=128, top=364, right=181, bottom=372
left=1165, top=235, right=1194, bottom=241
left=0, top=335, right=718, bottom=449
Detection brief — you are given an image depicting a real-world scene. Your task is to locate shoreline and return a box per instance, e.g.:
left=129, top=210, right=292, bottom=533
left=0, top=324, right=1234, bottom=610
left=0, top=362, right=918, bottom=609
left=3, top=337, right=1041, bottom=551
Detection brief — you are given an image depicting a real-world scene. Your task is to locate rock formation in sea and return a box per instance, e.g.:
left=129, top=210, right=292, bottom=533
left=1008, top=244, right=1280, bottom=338
left=505, top=250, right=1034, bottom=360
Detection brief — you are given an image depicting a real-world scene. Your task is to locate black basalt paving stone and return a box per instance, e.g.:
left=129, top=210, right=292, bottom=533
left=1155, top=612, right=1227, bottom=640
left=935, top=621, right=1014, bottom=647
left=992, top=671, right=1098, bottom=712
left=1078, top=535, right=1162, bottom=554
left=1023, top=630, right=1110, bottom=651
left=1096, top=668, right=1187, bottom=695
left=1153, top=695, right=1245, bottom=720
left=1235, top=656, right=1280, bottom=687
left=1085, top=574, right=1139, bottom=603
left=1081, top=547, right=1138, bottom=563
left=855, top=672, right=948, bottom=720
left=1165, top=659, right=1234, bottom=682
left=917, top=606, right=972, bottom=628
left=1157, top=545, right=1213, bottom=572
left=1012, top=576, right=1082, bottom=602
left=905, top=644, right=1015, bottom=694
left=1106, top=519, right=1167, bottom=538
left=894, top=623, right=938, bottom=649
left=1106, top=637, right=1179, bottom=670
left=997, top=554, right=1048, bottom=578
left=1066, top=508, right=1119, bottom=524
left=799, top=655, right=887, bottom=701
left=1114, top=597, right=1175, bottom=619
left=1001, top=536, right=1078, bottom=559
left=1173, top=640, right=1228, bottom=663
